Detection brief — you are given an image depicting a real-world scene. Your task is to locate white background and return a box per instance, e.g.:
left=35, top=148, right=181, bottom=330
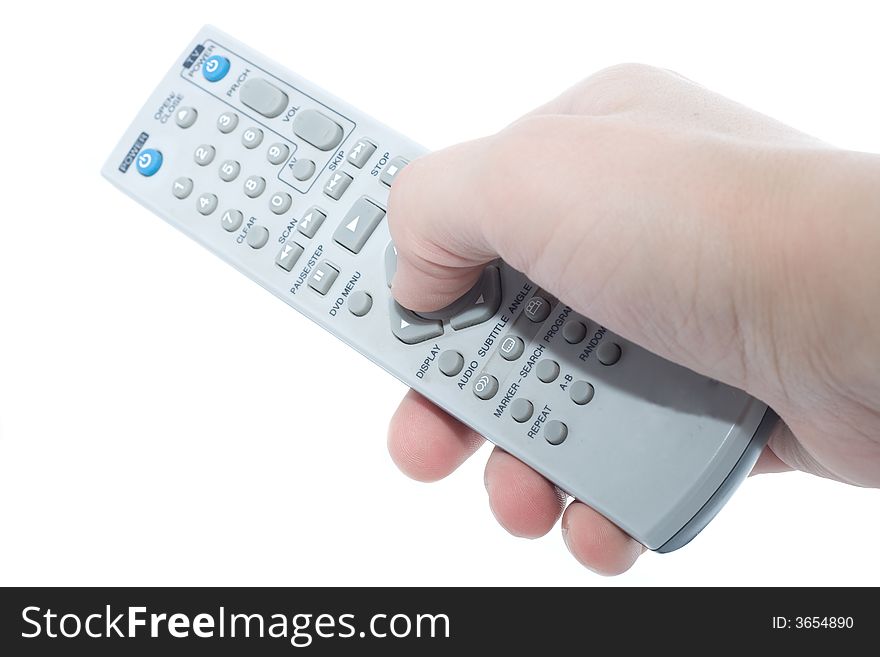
left=1, top=0, right=878, bottom=586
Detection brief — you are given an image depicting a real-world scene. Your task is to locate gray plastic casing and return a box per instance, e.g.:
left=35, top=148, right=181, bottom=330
left=102, top=25, right=772, bottom=551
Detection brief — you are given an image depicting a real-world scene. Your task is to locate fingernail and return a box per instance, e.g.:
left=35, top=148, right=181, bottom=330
left=561, top=523, right=572, bottom=554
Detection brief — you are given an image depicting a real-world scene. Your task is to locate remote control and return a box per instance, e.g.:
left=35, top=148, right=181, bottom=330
left=103, top=25, right=776, bottom=552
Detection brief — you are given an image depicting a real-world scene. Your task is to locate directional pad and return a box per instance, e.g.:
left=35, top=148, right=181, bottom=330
left=450, top=266, right=502, bottom=330
left=389, top=300, right=444, bottom=345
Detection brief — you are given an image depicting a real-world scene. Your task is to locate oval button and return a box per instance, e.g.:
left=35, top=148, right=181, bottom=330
left=292, top=109, right=343, bottom=151
left=135, top=149, right=162, bottom=176
left=203, top=55, right=230, bottom=82
left=240, top=78, right=289, bottom=118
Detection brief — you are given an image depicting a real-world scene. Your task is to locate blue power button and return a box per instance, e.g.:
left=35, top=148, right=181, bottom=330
left=203, top=55, right=230, bottom=82
left=136, top=149, right=163, bottom=177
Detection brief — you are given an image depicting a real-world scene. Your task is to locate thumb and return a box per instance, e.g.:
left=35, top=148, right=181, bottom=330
left=387, top=137, right=500, bottom=312
left=388, top=115, right=771, bottom=392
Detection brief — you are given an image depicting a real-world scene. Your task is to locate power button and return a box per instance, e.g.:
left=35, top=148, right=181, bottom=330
left=203, top=55, right=230, bottom=82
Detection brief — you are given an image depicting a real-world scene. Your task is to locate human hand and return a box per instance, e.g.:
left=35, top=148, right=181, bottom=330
left=385, top=64, right=880, bottom=574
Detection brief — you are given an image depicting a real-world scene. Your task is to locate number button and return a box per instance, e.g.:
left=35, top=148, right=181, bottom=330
left=266, top=143, right=290, bottom=165
left=217, top=112, right=239, bottom=134
left=171, top=177, right=193, bottom=199
left=135, top=149, right=162, bottom=177
left=197, top=193, right=218, bottom=216
left=218, top=160, right=241, bottom=182
left=269, top=192, right=292, bottom=215
left=203, top=55, right=230, bottom=82
left=242, top=127, right=263, bottom=149
left=243, top=176, right=266, bottom=198
left=220, top=209, right=243, bottom=232
left=193, top=144, right=216, bottom=166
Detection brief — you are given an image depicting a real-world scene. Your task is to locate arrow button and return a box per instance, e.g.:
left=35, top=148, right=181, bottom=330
left=297, top=207, right=327, bottom=239
left=347, top=138, right=377, bottom=168
left=275, top=241, right=304, bottom=272
left=174, top=107, right=198, bottom=129
left=389, top=300, right=443, bottom=345
left=450, top=266, right=502, bottom=330
left=333, top=196, right=386, bottom=254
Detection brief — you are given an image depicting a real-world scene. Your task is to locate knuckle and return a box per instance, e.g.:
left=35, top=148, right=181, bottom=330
left=574, top=62, right=675, bottom=115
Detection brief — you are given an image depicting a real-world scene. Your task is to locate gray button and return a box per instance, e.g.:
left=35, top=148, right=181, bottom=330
left=291, top=158, right=316, bottom=181
left=240, top=78, right=289, bottom=118
left=292, top=109, right=343, bottom=151
left=175, top=106, right=197, bottom=128
left=333, top=197, right=385, bottom=254
left=524, top=295, right=552, bottom=323
left=473, top=373, right=499, bottom=400
left=308, top=261, right=340, bottom=295
left=563, top=320, right=587, bottom=344
left=269, top=192, right=292, bottom=215
left=275, top=241, right=304, bottom=271
left=597, top=341, right=622, bottom=366
left=297, top=207, right=326, bottom=238
left=194, top=144, right=216, bottom=166
left=220, top=209, right=243, bottom=232
left=267, top=143, right=290, bottom=165
left=380, top=156, right=409, bottom=186
left=570, top=380, right=595, bottom=405
left=218, top=159, right=241, bottom=182
left=247, top=225, right=270, bottom=249
left=242, top=127, right=264, bottom=149
left=545, top=420, right=568, bottom=445
left=385, top=242, right=397, bottom=287
left=323, top=171, right=353, bottom=200
left=499, top=335, right=525, bottom=361
left=536, top=359, right=560, bottom=383
left=244, top=175, right=266, bottom=198
left=348, top=291, right=373, bottom=317
left=347, top=139, right=376, bottom=168
left=197, top=193, right=218, bottom=215
left=172, top=177, right=193, bottom=199
left=450, top=266, right=502, bottom=330
left=389, top=301, right=443, bottom=344
left=438, top=350, right=464, bottom=376
left=217, top=111, right=239, bottom=133
left=510, top=398, right=534, bottom=423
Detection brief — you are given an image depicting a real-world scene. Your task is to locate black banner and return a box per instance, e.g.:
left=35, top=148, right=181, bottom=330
left=0, top=587, right=872, bottom=654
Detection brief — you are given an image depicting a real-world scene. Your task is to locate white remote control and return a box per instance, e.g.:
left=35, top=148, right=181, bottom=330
left=103, top=25, right=776, bottom=552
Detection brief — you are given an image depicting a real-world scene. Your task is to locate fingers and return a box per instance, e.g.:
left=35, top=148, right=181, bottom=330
left=484, top=447, right=566, bottom=538
left=387, top=389, right=484, bottom=482
left=562, top=501, right=646, bottom=576
left=388, top=138, right=499, bottom=312
left=388, top=394, right=645, bottom=572
left=751, top=444, right=792, bottom=475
